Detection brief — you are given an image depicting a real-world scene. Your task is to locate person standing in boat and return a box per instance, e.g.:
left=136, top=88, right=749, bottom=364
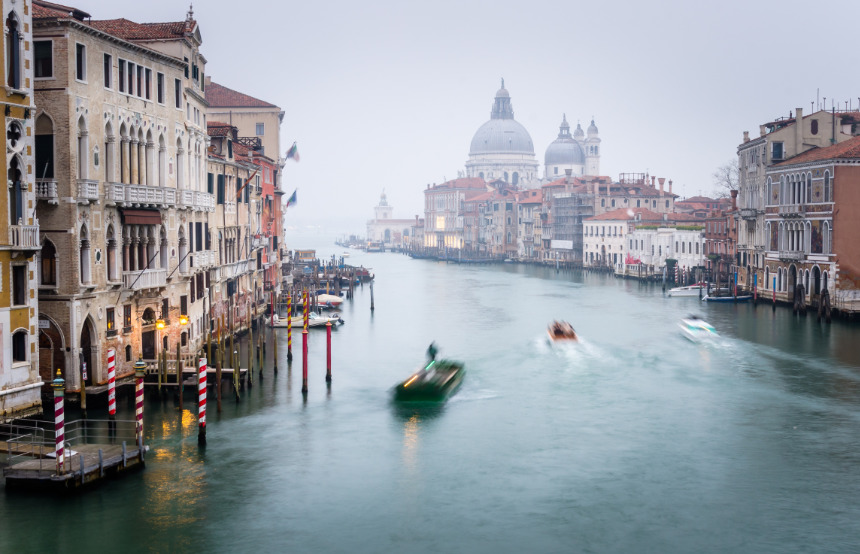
left=427, top=342, right=438, bottom=362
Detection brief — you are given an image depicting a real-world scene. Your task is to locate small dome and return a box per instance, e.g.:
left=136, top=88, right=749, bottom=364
left=587, top=119, right=599, bottom=137
left=573, top=122, right=584, bottom=139
left=545, top=138, right=585, bottom=166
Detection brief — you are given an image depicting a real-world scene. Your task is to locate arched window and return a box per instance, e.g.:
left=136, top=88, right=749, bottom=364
left=512, top=172, right=519, bottom=185
left=104, top=122, right=115, bottom=182
left=80, top=224, right=92, bottom=284
left=145, top=130, right=154, bottom=186
left=178, top=225, right=188, bottom=273
left=40, top=239, right=57, bottom=286
left=77, top=117, right=88, bottom=179
left=106, top=225, right=119, bottom=282
left=125, top=344, right=132, bottom=362
left=36, top=114, right=55, bottom=180
left=176, top=138, right=185, bottom=189
left=158, top=135, right=166, bottom=187
left=824, top=171, right=832, bottom=202
left=12, top=329, right=27, bottom=363
left=8, top=154, right=24, bottom=225
left=6, top=12, right=21, bottom=89
left=159, top=225, right=168, bottom=270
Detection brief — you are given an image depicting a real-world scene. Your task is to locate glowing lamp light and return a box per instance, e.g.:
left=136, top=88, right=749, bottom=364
left=179, top=314, right=189, bottom=326
left=155, top=319, right=166, bottom=330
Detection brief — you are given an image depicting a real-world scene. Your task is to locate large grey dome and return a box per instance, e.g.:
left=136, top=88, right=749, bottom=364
left=470, top=119, right=535, bottom=154
left=545, top=114, right=584, bottom=165
left=469, top=79, right=535, bottom=155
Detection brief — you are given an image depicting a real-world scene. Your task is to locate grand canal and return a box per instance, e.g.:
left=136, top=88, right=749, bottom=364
left=3, top=233, right=860, bottom=553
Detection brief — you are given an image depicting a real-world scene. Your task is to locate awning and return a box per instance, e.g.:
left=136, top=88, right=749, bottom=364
left=120, top=209, right=162, bottom=225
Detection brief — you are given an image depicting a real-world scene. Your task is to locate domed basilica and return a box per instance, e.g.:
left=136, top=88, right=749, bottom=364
left=464, top=80, right=600, bottom=187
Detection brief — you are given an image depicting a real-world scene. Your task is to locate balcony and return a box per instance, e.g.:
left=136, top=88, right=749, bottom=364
left=739, top=208, right=758, bottom=220
left=36, top=179, right=58, bottom=204
left=778, top=204, right=805, bottom=218
left=177, top=190, right=216, bottom=212
left=8, top=222, right=39, bottom=251
left=123, top=268, right=167, bottom=291
left=217, top=259, right=249, bottom=280
left=191, top=250, right=215, bottom=268
left=778, top=250, right=804, bottom=262
left=106, top=182, right=176, bottom=208
left=76, top=179, right=100, bottom=204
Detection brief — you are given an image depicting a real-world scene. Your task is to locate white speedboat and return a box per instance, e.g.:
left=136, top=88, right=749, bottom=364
left=317, top=293, right=344, bottom=308
left=679, top=316, right=718, bottom=342
left=667, top=283, right=708, bottom=297
left=269, top=312, right=344, bottom=328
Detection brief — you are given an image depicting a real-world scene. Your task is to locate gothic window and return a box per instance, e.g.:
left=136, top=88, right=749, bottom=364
left=77, top=117, right=88, bottom=179
left=6, top=12, right=21, bottom=88
left=7, top=155, right=24, bottom=225
left=40, top=239, right=57, bottom=286
left=824, top=171, right=832, bottom=202
left=106, top=225, right=119, bottom=281
left=80, top=224, right=92, bottom=284
left=12, top=330, right=27, bottom=363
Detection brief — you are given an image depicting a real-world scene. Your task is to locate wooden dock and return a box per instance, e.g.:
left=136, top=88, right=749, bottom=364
left=4, top=443, right=147, bottom=491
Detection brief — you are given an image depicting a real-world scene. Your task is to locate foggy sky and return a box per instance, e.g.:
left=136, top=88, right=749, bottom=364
left=94, top=0, right=859, bottom=235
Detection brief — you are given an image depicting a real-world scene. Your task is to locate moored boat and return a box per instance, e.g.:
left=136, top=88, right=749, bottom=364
left=701, top=293, right=752, bottom=303
left=667, top=283, right=708, bottom=297
left=269, top=312, right=344, bottom=328
left=393, top=359, right=465, bottom=402
left=547, top=320, right=578, bottom=342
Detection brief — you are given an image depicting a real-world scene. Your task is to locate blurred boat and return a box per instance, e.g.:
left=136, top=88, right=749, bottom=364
left=679, top=316, right=718, bottom=342
left=701, top=293, right=752, bottom=302
left=317, top=293, right=344, bottom=308
left=393, top=359, right=465, bottom=402
left=547, top=320, right=578, bottom=342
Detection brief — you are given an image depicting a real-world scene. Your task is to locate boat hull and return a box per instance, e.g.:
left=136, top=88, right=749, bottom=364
left=393, top=360, right=465, bottom=402
left=702, top=295, right=752, bottom=303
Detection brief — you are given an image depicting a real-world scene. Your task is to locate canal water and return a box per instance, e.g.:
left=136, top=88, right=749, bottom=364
left=3, top=234, right=860, bottom=553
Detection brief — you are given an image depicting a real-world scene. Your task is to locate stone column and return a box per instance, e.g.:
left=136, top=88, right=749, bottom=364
left=121, top=138, right=130, bottom=184
left=123, top=236, right=131, bottom=272
left=130, top=139, right=139, bottom=185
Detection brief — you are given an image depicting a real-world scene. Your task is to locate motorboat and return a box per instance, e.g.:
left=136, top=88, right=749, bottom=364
left=679, top=316, right=718, bottom=342
left=269, top=312, right=344, bottom=328
left=393, top=358, right=465, bottom=402
left=547, top=320, right=578, bottom=342
left=667, top=283, right=708, bottom=297
left=701, top=293, right=752, bottom=303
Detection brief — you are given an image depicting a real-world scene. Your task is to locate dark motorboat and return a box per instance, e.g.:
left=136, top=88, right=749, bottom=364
left=393, top=359, right=465, bottom=402
left=547, top=320, right=578, bottom=342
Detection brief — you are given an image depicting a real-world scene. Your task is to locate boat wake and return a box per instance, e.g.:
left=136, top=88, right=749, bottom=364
left=449, top=388, right=499, bottom=403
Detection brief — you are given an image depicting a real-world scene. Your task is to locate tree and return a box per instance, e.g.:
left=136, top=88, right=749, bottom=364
left=712, top=159, right=739, bottom=199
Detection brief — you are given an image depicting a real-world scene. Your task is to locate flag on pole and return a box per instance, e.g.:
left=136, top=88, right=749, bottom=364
left=286, top=142, right=300, bottom=162
left=286, top=189, right=297, bottom=209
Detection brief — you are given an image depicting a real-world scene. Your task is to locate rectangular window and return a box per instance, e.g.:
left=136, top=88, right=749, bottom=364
left=124, top=304, right=132, bottom=328
left=180, top=295, right=188, bottom=316
left=75, top=43, right=86, bottom=81
left=184, top=57, right=189, bottom=78
left=772, top=142, right=784, bottom=161
left=137, top=65, right=143, bottom=97
left=103, top=53, right=112, bottom=88
left=175, top=78, right=181, bottom=108
left=118, top=60, right=125, bottom=92
left=127, top=62, right=134, bottom=94
left=156, top=72, right=164, bottom=103
left=106, top=307, right=115, bottom=332
left=145, top=69, right=152, bottom=99
left=12, top=265, right=27, bottom=306
left=207, top=172, right=214, bottom=194
left=34, top=40, right=53, bottom=78
left=255, top=123, right=265, bottom=136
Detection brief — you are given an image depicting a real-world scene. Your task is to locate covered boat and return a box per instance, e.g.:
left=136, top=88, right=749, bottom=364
left=269, top=312, right=344, bottom=328
left=547, top=320, right=578, bottom=342
left=393, top=359, right=465, bottom=402
left=667, top=283, right=708, bottom=297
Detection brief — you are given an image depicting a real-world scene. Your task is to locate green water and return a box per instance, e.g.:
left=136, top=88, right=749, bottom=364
left=3, top=238, right=860, bottom=553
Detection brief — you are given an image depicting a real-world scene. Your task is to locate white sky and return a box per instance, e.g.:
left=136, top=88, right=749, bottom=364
left=95, top=0, right=859, bottom=234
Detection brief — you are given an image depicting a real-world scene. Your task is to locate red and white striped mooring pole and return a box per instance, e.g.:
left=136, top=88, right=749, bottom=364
left=198, top=357, right=207, bottom=445
left=134, top=357, right=146, bottom=451
left=107, top=348, right=116, bottom=420
left=52, top=370, right=65, bottom=475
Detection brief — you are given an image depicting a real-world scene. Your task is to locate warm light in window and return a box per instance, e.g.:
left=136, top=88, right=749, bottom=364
left=179, top=314, right=189, bottom=326
left=155, top=319, right=165, bottom=330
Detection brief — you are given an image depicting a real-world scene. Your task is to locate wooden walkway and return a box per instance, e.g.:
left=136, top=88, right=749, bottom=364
left=3, top=443, right=147, bottom=491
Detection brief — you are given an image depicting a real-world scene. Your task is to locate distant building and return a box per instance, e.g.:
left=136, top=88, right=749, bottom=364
left=366, top=191, right=414, bottom=250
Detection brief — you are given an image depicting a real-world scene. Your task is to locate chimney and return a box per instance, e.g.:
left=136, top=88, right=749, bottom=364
left=795, top=107, right=803, bottom=154
left=760, top=125, right=767, bottom=137
left=658, top=177, right=665, bottom=197
left=730, top=189, right=738, bottom=211
left=668, top=180, right=673, bottom=195
left=205, top=75, right=212, bottom=88
left=743, top=131, right=750, bottom=143
left=651, top=176, right=656, bottom=188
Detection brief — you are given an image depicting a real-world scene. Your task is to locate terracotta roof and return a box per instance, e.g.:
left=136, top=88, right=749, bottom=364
left=776, top=135, right=860, bottom=166
left=206, top=121, right=234, bottom=137
left=88, top=18, right=195, bottom=41
left=206, top=82, right=277, bottom=108
left=431, top=177, right=487, bottom=191
left=32, top=1, right=89, bottom=20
